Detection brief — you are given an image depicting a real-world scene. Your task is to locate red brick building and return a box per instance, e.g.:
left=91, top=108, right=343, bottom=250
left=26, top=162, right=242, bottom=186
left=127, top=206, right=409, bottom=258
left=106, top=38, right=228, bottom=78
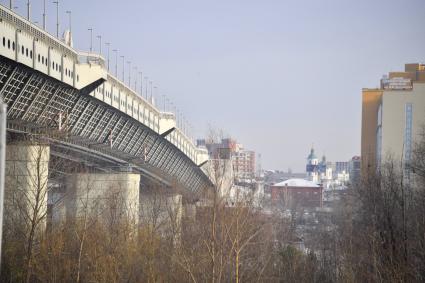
left=271, top=178, right=323, bottom=209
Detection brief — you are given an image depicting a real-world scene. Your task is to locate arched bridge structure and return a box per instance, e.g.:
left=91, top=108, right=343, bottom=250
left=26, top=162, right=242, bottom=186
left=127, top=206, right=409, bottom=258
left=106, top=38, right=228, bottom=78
left=0, top=5, right=211, bottom=194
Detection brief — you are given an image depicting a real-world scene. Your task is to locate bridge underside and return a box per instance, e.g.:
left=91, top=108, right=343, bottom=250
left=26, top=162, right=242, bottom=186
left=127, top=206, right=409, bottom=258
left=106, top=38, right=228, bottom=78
left=0, top=56, right=211, bottom=194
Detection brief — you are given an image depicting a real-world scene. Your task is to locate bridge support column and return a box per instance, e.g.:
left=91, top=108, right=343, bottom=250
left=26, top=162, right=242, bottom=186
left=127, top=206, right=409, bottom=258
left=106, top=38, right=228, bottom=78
left=64, top=173, right=140, bottom=228
left=139, top=190, right=183, bottom=244
left=4, top=143, right=50, bottom=232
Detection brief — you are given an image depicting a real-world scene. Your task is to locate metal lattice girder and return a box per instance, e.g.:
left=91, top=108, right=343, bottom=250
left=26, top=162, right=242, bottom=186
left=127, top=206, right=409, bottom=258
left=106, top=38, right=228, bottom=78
left=114, top=119, right=131, bottom=149
left=0, top=67, right=26, bottom=103
left=6, top=73, right=37, bottom=118
left=67, top=96, right=88, bottom=127
left=99, top=112, right=118, bottom=142
left=146, top=137, right=162, bottom=162
left=150, top=141, right=166, bottom=166
left=35, top=85, right=62, bottom=124
left=134, top=132, right=152, bottom=157
left=168, top=156, right=181, bottom=176
left=184, top=170, right=196, bottom=187
left=171, top=158, right=184, bottom=176
left=129, top=130, right=148, bottom=156
left=118, top=123, right=137, bottom=152
left=157, top=146, right=173, bottom=169
left=182, top=162, right=193, bottom=181
left=88, top=109, right=112, bottom=141
left=0, top=63, right=13, bottom=88
left=0, top=57, right=212, bottom=194
left=79, top=104, right=102, bottom=137
left=8, top=75, right=45, bottom=120
left=20, top=79, right=49, bottom=121
left=71, top=100, right=96, bottom=134
left=152, top=142, right=169, bottom=167
left=163, top=150, right=178, bottom=172
left=124, top=127, right=143, bottom=154
left=159, top=145, right=174, bottom=168
left=42, top=87, right=78, bottom=128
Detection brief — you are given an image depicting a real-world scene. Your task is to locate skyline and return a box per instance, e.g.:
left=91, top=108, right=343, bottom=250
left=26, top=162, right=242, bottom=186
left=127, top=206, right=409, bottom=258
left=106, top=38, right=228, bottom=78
left=4, top=0, right=425, bottom=171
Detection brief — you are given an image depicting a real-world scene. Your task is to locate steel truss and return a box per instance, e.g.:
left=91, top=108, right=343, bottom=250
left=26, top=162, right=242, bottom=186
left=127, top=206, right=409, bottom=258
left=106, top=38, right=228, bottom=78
left=0, top=57, right=211, bottom=194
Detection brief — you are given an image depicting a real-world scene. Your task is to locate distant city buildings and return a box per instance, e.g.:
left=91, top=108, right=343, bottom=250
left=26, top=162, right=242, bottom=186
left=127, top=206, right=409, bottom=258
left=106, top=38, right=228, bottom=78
left=271, top=178, right=323, bottom=209
left=305, top=147, right=332, bottom=187
left=197, top=138, right=256, bottom=183
left=362, top=63, right=425, bottom=176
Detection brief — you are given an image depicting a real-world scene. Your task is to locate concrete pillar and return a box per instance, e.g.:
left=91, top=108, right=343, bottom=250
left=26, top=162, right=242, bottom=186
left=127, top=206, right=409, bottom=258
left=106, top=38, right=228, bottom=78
left=139, top=192, right=182, bottom=243
left=5, top=144, right=50, bottom=231
left=63, top=173, right=140, bottom=226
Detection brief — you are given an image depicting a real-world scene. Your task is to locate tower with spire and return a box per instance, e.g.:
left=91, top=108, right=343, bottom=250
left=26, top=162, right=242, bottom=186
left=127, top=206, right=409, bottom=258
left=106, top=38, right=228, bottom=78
left=306, top=146, right=319, bottom=183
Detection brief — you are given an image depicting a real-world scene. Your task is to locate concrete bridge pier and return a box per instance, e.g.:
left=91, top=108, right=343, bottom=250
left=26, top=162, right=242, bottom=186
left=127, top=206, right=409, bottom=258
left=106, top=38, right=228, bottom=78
left=5, top=143, right=50, bottom=231
left=139, top=184, right=183, bottom=243
left=63, top=173, right=140, bottom=227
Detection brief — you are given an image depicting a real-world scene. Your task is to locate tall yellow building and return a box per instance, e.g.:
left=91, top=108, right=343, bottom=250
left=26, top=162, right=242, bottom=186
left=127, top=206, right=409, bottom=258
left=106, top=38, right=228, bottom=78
left=361, top=63, right=425, bottom=175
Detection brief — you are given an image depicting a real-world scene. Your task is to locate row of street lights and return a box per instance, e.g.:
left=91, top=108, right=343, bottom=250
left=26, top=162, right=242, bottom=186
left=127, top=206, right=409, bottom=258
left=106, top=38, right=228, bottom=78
left=6, top=0, right=194, bottom=140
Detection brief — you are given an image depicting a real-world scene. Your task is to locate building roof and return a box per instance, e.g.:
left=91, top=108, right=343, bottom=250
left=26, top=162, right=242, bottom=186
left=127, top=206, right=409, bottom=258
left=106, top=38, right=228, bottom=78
left=273, top=178, right=320, bottom=188
left=307, top=148, right=317, bottom=160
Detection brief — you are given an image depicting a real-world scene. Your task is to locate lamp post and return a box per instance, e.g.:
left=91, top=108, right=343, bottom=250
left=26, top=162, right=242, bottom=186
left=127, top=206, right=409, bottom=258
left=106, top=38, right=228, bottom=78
left=127, top=61, right=131, bottom=86
left=133, top=66, right=138, bottom=90
left=105, top=43, right=110, bottom=71
left=43, top=0, right=46, bottom=30
left=120, top=55, right=125, bottom=82
left=88, top=28, right=93, bottom=53
left=53, top=1, right=59, bottom=38
left=112, top=49, right=118, bottom=76
left=149, top=81, right=153, bottom=101
left=144, top=77, right=148, bottom=99
left=139, top=71, right=143, bottom=96
left=66, top=10, right=71, bottom=33
left=97, top=35, right=102, bottom=54
left=26, top=0, right=30, bottom=21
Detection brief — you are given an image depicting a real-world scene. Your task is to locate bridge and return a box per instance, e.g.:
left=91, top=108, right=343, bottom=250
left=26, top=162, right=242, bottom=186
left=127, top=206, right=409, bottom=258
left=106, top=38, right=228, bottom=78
left=0, top=3, right=212, bottom=205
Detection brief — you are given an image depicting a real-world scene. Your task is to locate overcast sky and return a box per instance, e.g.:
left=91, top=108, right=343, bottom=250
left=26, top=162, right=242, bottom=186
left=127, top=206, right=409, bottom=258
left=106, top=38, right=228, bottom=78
left=7, top=0, right=425, bottom=171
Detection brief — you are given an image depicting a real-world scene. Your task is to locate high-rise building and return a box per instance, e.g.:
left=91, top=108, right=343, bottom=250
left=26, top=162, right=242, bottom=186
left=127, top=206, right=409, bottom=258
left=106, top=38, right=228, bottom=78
left=361, top=63, right=425, bottom=175
left=197, top=138, right=256, bottom=182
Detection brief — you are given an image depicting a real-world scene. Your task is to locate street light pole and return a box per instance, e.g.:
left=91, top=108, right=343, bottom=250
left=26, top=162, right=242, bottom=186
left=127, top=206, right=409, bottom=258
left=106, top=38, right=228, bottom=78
left=43, top=0, right=46, bottom=30
left=120, top=55, right=125, bottom=82
left=26, top=0, right=30, bottom=21
left=144, top=77, right=148, bottom=99
left=139, top=71, right=143, bottom=96
left=53, top=1, right=59, bottom=38
left=66, top=10, right=71, bottom=33
left=88, top=28, right=93, bottom=53
left=105, top=43, right=110, bottom=71
left=127, top=61, right=131, bottom=86
left=133, top=66, right=138, bottom=90
left=97, top=35, right=102, bottom=54
left=112, top=49, right=118, bottom=76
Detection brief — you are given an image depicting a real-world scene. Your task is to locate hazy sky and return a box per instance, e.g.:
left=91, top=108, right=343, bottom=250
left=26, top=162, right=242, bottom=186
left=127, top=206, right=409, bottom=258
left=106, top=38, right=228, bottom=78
left=7, top=0, right=425, bottom=171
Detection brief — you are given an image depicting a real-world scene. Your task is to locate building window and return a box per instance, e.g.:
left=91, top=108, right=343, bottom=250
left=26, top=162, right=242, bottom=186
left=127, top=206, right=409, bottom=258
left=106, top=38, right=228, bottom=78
left=21, top=45, right=24, bottom=54
left=7, top=39, right=10, bottom=49
left=38, top=54, right=40, bottom=62
left=26, top=48, right=28, bottom=57
left=2, top=37, right=5, bottom=47
left=30, top=50, right=32, bottom=59
left=12, top=42, right=15, bottom=51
